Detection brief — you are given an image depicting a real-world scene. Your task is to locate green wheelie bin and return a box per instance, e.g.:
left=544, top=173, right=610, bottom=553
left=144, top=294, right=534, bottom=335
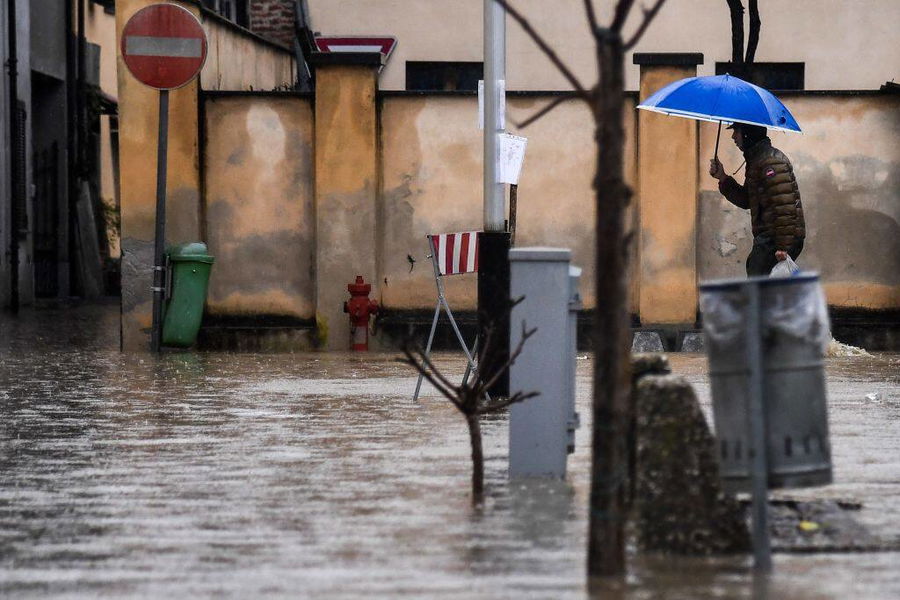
left=162, top=242, right=215, bottom=348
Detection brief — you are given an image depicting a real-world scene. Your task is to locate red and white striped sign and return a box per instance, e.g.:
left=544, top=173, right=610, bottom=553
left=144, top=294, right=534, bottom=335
left=314, top=36, right=397, bottom=61
left=121, top=3, right=207, bottom=90
left=430, top=232, right=479, bottom=276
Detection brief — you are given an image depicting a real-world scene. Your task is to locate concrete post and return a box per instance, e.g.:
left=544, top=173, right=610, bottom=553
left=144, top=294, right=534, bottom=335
left=509, top=247, right=572, bottom=479
left=310, top=53, right=380, bottom=350
left=634, top=53, right=703, bottom=327
left=116, top=0, right=202, bottom=351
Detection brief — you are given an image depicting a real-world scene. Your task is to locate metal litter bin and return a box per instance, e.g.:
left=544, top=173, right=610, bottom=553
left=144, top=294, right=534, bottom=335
left=162, top=242, right=215, bottom=348
left=700, top=274, right=832, bottom=493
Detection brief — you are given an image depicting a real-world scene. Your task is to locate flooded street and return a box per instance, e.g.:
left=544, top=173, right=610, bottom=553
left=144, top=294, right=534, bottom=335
left=1, top=304, right=898, bottom=598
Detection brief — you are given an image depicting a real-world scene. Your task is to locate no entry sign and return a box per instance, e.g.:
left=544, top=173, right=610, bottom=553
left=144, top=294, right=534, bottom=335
left=121, top=3, right=207, bottom=90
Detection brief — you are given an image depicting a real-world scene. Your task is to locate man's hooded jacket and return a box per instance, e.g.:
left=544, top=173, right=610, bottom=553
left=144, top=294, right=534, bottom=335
left=718, top=137, right=806, bottom=251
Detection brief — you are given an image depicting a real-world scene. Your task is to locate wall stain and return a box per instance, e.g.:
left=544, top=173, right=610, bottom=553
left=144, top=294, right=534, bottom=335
left=794, top=152, right=899, bottom=284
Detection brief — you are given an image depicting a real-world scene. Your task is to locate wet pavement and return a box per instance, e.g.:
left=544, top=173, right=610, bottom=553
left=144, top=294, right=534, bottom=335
left=0, top=303, right=898, bottom=599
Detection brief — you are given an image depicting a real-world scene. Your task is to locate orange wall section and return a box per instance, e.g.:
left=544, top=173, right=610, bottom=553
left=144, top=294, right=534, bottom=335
left=637, top=64, right=699, bottom=326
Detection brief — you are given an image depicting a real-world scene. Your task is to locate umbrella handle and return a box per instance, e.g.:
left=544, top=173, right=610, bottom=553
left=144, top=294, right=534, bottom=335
left=714, top=120, right=722, bottom=161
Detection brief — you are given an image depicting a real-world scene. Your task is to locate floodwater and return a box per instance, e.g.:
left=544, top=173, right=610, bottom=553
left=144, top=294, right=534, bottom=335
left=0, top=304, right=898, bottom=599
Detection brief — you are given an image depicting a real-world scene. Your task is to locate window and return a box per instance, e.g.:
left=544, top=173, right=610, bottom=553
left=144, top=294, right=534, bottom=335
left=715, top=62, right=805, bottom=91
left=90, top=0, right=115, bottom=15
left=406, top=62, right=483, bottom=92
left=201, top=0, right=249, bottom=28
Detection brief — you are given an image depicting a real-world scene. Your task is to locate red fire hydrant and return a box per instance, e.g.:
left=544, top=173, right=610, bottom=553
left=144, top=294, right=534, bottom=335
left=343, top=275, right=378, bottom=351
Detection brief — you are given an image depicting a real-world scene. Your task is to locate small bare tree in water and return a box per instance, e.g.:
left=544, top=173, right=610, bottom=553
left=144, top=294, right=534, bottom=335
left=400, top=322, right=537, bottom=503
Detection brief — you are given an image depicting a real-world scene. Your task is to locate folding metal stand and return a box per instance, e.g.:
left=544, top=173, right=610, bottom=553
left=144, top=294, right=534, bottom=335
left=413, top=233, right=486, bottom=402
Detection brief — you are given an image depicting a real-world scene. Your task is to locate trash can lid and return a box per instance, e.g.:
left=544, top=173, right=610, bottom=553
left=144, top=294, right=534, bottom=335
left=167, top=242, right=215, bottom=263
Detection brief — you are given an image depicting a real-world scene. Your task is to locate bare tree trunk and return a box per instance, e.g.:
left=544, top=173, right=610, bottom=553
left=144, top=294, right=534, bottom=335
left=744, top=0, right=760, bottom=65
left=587, top=30, right=633, bottom=579
left=467, top=413, right=485, bottom=500
left=726, top=0, right=745, bottom=67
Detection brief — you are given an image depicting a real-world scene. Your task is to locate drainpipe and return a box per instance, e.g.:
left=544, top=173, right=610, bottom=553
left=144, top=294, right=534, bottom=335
left=6, top=0, right=20, bottom=312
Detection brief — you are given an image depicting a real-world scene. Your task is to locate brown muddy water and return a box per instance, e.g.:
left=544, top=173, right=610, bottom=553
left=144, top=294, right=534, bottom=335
left=0, top=304, right=898, bottom=598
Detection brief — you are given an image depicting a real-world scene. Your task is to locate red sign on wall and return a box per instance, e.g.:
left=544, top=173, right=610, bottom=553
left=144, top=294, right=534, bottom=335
left=314, top=36, right=397, bottom=62
left=121, top=3, right=208, bottom=90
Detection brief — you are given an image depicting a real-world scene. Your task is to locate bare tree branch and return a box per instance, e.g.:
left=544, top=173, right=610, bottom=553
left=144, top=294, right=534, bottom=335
left=495, top=0, right=589, bottom=97
left=514, top=95, right=569, bottom=129
left=479, top=321, right=537, bottom=392
left=478, top=391, right=540, bottom=414
left=744, top=0, right=760, bottom=64
left=583, top=0, right=600, bottom=34
left=610, top=0, right=635, bottom=33
left=623, top=0, right=668, bottom=50
left=404, top=345, right=460, bottom=396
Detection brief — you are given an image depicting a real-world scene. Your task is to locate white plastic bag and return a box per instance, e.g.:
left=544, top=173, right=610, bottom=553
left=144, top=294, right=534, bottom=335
left=770, top=255, right=801, bottom=278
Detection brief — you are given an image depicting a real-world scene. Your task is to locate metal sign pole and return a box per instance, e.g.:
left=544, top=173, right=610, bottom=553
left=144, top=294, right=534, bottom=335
left=150, top=90, right=169, bottom=352
left=483, top=0, right=505, bottom=232
left=745, top=281, right=772, bottom=571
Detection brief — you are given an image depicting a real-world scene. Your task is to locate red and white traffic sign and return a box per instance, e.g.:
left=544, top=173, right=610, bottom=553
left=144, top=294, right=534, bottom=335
left=314, top=36, right=397, bottom=62
left=121, top=3, right=207, bottom=90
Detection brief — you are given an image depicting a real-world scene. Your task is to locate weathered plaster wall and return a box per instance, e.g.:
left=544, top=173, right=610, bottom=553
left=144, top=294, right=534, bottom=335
left=117, top=0, right=202, bottom=350
left=314, top=65, right=379, bottom=349
left=379, top=94, right=638, bottom=312
left=637, top=64, right=699, bottom=326
left=698, top=93, right=900, bottom=310
left=201, top=13, right=295, bottom=92
left=203, top=96, right=315, bottom=319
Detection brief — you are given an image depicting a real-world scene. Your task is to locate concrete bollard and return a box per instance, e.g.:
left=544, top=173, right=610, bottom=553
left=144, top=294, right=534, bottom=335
left=509, top=248, right=575, bottom=479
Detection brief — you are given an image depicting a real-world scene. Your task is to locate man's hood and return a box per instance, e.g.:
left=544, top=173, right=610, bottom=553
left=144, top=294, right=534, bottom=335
left=743, top=137, right=772, bottom=161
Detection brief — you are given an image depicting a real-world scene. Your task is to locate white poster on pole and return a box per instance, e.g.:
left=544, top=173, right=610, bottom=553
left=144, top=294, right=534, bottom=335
left=499, top=133, right=528, bottom=185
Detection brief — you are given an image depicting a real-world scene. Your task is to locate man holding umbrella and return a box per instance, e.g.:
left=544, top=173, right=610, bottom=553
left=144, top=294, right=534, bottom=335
left=709, top=123, right=806, bottom=276
left=638, top=73, right=807, bottom=277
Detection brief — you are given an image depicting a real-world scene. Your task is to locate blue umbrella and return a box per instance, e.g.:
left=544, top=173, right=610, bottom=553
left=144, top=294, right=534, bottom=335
left=637, top=74, right=801, bottom=159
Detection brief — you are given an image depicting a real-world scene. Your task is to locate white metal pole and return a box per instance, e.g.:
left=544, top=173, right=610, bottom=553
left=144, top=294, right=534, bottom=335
left=483, top=0, right=505, bottom=232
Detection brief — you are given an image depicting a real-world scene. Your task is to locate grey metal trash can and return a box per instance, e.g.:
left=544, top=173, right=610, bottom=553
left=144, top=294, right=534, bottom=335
left=700, top=274, right=832, bottom=493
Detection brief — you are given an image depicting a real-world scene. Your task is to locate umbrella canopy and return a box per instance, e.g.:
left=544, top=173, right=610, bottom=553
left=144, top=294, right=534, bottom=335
left=637, top=74, right=801, bottom=133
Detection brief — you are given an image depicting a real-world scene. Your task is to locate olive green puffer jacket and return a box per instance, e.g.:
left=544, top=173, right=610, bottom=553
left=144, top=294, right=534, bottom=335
left=718, top=138, right=805, bottom=250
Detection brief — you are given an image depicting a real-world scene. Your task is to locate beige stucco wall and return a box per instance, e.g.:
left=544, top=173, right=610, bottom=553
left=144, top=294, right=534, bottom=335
left=201, top=14, right=295, bottom=91
left=203, top=96, right=315, bottom=319
left=308, top=0, right=900, bottom=92
left=380, top=93, right=637, bottom=312
left=378, top=90, right=897, bottom=317
left=698, top=93, right=900, bottom=310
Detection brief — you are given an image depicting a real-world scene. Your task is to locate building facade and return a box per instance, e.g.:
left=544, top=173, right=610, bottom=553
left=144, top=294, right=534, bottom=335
left=307, top=0, right=898, bottom=92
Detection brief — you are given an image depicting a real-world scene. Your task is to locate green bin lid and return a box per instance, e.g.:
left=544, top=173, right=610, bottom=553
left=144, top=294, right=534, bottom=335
left=167, top=242, right=215, bottom=263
